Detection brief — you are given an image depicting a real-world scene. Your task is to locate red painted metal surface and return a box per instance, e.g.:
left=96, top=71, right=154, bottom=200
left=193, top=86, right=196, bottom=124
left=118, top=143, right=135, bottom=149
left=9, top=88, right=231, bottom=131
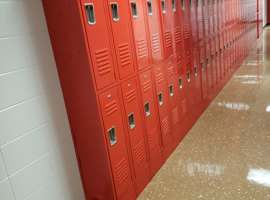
left=42, top=0, right=264, bottom=198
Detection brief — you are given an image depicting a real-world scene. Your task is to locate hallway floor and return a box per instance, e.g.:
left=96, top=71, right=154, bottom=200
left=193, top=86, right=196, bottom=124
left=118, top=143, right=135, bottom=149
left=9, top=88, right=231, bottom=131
left=138, top=28, right=270, bottom=200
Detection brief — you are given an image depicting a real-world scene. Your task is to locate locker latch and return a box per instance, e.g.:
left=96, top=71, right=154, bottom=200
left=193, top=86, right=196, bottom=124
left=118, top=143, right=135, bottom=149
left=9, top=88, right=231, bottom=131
left=181, top=0, right=184, bottom=10
left=128, top=113, right=135, bottom=129
left=161, top=0, right=166, bottom=13
left=110, top=3, right=119, bottom=22
left=187, top=71, right=190, bottom=82
left=144, top=102, right=150, bottom=117
left=179, top=77, right=183, bottom=89
left=201, top=62, right=204, bottom=71
left=158, top=93, right=163, bottom=106
left=194, top=66, right=198, bottom=76
left=169, top=85, right=173, bottom=96
left=147, top=1, right=153, bottom=16
left=85, top=3, right=96, bottom=25
left=131, top=2, right=138, bottom=18
left=172, top=0, right=176, bottom=12
left=108, top=126, right=117, bottom=146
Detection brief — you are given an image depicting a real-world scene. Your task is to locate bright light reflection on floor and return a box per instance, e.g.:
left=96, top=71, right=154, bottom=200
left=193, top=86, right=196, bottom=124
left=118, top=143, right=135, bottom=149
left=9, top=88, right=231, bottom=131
left=266, top=106, right=270, bottom=112
left=217, top=102, right=250, bottom=111
left=247, top=169, right=270, bottom=188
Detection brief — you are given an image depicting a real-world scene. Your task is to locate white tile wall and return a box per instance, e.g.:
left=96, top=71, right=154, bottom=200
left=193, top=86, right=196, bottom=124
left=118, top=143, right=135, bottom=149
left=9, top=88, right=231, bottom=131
left=0, top=0, right=85, bottom=199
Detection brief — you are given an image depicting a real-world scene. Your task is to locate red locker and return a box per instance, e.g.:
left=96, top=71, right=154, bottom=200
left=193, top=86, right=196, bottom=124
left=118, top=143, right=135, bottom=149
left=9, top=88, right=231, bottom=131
left=165, top=57, right=180, bottom=134
left=213, top=0, right=218, bottom=34
left=192, top=44, right=202, bottom=107
left=121, top=78, right=149, bottom=177
left=128, top=0, right=150, bottom=70
left=182, top=0, right=192, bottom=48
left=215, top=34, right=221, bottom=82
left=176, top=51, right=189, bottom=120
left=153, top=63, right=172, bottom=145
left=190, top=0, right=198, bottom=44
left=203, top=0, right=210, bottom=38
left=139, top=70, right=162, bottom=160
left=143, top=0, right=164, bottom=63
left=210, top=37, right=217, bottom=88
left=197, top=0, right=205, bottom=40
left=171, top=0, right=184, bottom=52
left=80, top=0, right=116, bottom=90
left=99, top=87, right=133, bottom=198
left=205, top=37, right=213, bottom=96
left=208, top=0, right=214, bottom=36
left=159, top=0, right=174, bottom=57
left=107, top=0, right=135, bottom=79
left=199, top=40, right=208, bottom=100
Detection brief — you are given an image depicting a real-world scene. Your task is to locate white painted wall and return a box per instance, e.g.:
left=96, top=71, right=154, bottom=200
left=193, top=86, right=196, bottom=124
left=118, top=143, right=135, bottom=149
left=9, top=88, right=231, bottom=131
left=263, top=0, right=267, bottom=26
left=0, top=0, right=85, bottom=199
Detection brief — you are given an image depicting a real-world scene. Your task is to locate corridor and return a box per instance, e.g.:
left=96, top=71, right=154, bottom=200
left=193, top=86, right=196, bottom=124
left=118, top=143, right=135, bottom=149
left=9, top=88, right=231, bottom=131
left=138, top=28, right=270, bottom=200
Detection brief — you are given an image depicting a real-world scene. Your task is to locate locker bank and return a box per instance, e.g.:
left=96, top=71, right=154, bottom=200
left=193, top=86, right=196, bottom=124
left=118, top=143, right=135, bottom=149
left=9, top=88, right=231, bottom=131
left=0, top=0, right=268, bottom=199
left=41, top=0, right=264, bottom=199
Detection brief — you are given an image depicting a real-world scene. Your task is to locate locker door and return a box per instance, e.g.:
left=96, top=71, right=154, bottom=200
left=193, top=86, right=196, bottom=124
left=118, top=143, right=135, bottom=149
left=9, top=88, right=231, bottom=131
left=190, top=0, right=198, bottom=43
left=192, top=44, right=202, bottom=106
left=139, top=70, right=161, bottom=160
left=165, top=57, right=180, bottom=133
left=185, top=49, right=196, bottom=112
left=199, top=40, right=207, bottom=99
left=210, top=37, right=217, bottom=87
left=182, top=0, right=192, bottom=48
left=203, top=0, right=210, bottom=38
left=176, top=51, right=189, bottom=119
left=172, top=0, right=183, bottom=52
left=208, top=0, right=214, bottom=35
left=121, top=78, right=148, bottom=177
left=159, top=0, right=174, bottom=57
left=215, top=35, right=221, bottom=82
left=153, top=63, right=171, bottom=145
left=213, top=0, right=218, bottom=34
left=128, top=0, right=150, bottom=70
left=144, top=0, right=163, bottom=63
left=205, top=38, right=213, bottom=96
left=107, top=0, right=135, bottom=79
left=197, top=0, right=204, bottom=40
left=99, top=87, right=133, bottom=198
left=80, top=0, right=116, bottom=90
left=219, top=32, right=225, bottom=77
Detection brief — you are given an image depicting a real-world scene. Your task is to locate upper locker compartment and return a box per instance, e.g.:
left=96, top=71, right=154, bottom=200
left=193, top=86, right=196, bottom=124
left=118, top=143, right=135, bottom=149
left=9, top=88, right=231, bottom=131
left=159, top=0, right=174, bottom=58
left=106, top=0, right=135, bottom=79
left=99, top=87, right=133, bottom=198
left=143, top=0, right=164, bottom=63
left=171, top=0, right=183, bottom=52
left=129, top=0, right=150, bottom=70
left=80, top=0, right=116, bottom=90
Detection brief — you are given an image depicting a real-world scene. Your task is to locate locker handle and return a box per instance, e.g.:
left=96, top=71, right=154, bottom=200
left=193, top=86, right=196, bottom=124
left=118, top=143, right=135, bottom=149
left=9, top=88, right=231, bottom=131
left=110, top=3, right=119, bottom=22
left=197, top=0, right=199, bottom=7
left=216, top=51, right=218, bottom=58
left=147, top=1, right=153, bottom=16
left=187, top=71, right=190, bottom=82
left=206, top=57, right=209, bottom=66
left=130, top=2, right=138, bottom=18
left=85, top=3, right=96, bottom=25
left=179, top=77, right=183, bottom=89
left=158, top=93, right=163, bottom=106
left=128, top=113, right=135, bottom=129
left=211, top=54, right=214, bottom=61
left=190, top=0, right=192, bottom=8
left=169, top=85, right=173, bottom=96
left=172, top=0, right=176, bottom=12
left=201, top=62, right=204, bottom=71
left=108, top=126, right=117, bottom=146
left=194, top=66, right=198, bottom=76
left=181, top=0, right=184, bottom=10
left=144, top=102, right=150, bottom=117
left=161, top=0, right=166, bottom=13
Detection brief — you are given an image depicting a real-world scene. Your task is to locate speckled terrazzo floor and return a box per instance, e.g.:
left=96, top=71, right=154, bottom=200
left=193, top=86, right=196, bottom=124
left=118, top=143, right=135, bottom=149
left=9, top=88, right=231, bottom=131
left=137, top=28, right=270, bottom=200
